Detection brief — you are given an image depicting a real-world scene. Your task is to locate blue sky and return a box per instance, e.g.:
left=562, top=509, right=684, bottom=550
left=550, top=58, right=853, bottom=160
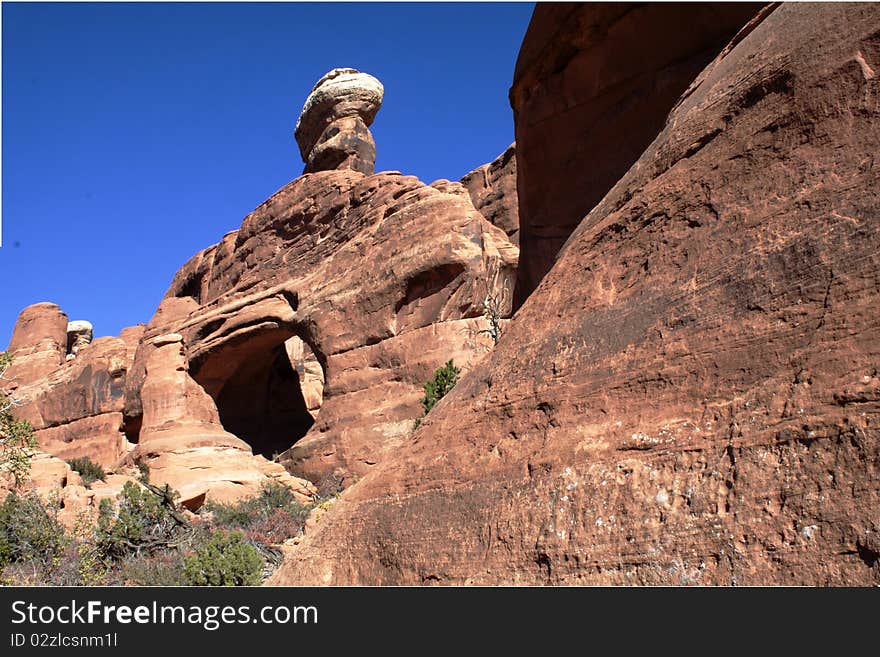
left=1, top=2, right=533, bottom=347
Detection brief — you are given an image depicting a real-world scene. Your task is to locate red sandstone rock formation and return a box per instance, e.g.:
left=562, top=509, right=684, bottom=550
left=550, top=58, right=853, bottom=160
left=510, top=2, right=763, bottom=308
left=6, top=69, right=517, bottom=512
left=460, top=143, right=519, bottom=244
left=5, top=303, right=68, bottom=383
left=123, top=169, right=517, bottom=485
left=295, top=68, right=384, bottom=175
left=270, top=3, right=880, bottom=585
left=5, top=307, right=143, bottom=468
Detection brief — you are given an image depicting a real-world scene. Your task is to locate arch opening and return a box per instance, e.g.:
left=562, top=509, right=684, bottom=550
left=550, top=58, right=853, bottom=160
left=213, top=335, right=324, bottom=460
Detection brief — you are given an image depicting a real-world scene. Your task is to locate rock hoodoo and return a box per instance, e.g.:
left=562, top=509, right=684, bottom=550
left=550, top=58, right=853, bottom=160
left=5, top=66, right=518, bottom=510
left=66, top=320, right=93, bottom=359
left=294, top=67, right=384, bottom=175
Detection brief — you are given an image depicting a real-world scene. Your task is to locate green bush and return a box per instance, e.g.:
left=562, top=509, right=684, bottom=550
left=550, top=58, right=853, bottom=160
left=208, top=481, right=304, bottom=527
left=182, top=530, right=263, bottom=586
left=1, top=352, right=37, bottom=489
left=414, top=360, right=461, bottom=428
left=136, top=460, right=150, bottom=484
left=96, top=482, right=181, bottom=560
left=67, top=456, right=106, bottom=487
left=0, top=491, right=67, bottom=568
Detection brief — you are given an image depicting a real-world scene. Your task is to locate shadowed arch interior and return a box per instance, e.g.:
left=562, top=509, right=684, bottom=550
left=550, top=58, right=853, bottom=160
left=214, top=340, right=318, bottom=460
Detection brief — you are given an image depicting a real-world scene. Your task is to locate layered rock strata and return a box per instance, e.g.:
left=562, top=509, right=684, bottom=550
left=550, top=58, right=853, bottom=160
left=295, top=68, right=384, bottom=175
left=460, top=143, right=519, bottom=244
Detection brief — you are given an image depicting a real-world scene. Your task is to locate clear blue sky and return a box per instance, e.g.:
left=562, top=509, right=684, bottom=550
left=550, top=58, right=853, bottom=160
left=1, top=2, right=533, bottom=347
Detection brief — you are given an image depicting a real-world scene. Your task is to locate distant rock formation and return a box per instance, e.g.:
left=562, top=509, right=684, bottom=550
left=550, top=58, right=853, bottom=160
left=460, top=143, right=519, bottom=245
left=5, top=303, right=68, bottom=382
left=295, top=68, right=384, bottom=175
left=271, top=3, right=880, bottom=586
left=66, top=320, right=93, bottom=359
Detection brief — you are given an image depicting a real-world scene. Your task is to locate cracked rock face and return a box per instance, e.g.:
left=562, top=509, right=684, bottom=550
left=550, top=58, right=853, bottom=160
left=294, top=68, right=384, bottom=175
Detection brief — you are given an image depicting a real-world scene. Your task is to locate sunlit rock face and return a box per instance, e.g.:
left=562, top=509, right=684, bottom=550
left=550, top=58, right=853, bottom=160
left=294, top=68, right=384, bottom=175
left=270, top=3, right=880, bottom=586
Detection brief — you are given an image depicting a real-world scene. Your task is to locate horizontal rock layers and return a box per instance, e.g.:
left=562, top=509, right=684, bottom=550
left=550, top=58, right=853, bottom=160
left=270, top=3, right=880, bottom=585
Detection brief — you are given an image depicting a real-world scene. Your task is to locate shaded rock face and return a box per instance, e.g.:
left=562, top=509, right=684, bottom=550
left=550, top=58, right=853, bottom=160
left=271, top=3, right=880, bottom=585
left=295, top=68, right=384, bottom=175
left=123, top=169, right=517, bottom=485
left=460, top=143, right=519, bottom=244
left=510, top=2, right=763, bottom=308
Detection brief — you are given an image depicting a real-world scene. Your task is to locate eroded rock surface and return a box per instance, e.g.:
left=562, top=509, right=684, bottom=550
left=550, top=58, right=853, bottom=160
left=460, top=143, right=519, bottom=244
left=510, top=2, right=763, bottom=307
left=271, top=3, right=880, bottom=586
left=124, top=169, right=517, bottom=484
left=295, top=68, right=384, bottom=175
left=134, top=332, right=315, bottom=507
left=5, top=303, right=68, bottom=383
left=6, top=314, right=143, bottom=468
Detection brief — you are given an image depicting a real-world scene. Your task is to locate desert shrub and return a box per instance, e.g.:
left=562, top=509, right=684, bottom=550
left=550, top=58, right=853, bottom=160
left=182, top=530, right=263, bottom=586
left=1, top=352, right=37, bottom=489
left=207, top=481, right=309, bottom=543
left=315, top=472, right=345, bottom=499
left=121, top=551, right=188, bottom=586
left=421, top=360, right=461, bottom=415
left=242, top=507, right=310, bottom=545
left=136, top=460, right=150, bottom=484
left=95, top=482, right=182, bottom=560
left=67, top=456, right=106, bottom=487
left=414, top=360, right=461, bottom=428
left=0, top=491, right=67, bottom=568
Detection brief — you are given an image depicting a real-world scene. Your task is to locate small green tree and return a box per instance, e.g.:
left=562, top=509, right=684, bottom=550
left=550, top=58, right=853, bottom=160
left=67, top=456, right=106, bottom=487
left=0, top=353, right=37, bottom=489
left=182, top=529, right=263, bottom=586
left=96, top=481, right=183, bottom=559
left=414, top=360, right=461, bottom=428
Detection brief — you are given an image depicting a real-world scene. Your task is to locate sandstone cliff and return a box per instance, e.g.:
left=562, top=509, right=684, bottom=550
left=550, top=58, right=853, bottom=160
left=510, top=2, right=763, bottom=307
left=270, top=3, right=880, bottom=585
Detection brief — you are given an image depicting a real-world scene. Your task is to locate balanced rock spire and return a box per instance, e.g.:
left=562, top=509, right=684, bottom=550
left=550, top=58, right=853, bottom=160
left=294, top=68, right=384, bottom=175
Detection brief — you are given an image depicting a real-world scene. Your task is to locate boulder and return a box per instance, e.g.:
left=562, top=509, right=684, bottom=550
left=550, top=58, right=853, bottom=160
left=66, top=320, right=94, bottom=358
left=295, top=68, right=384, bottom=175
